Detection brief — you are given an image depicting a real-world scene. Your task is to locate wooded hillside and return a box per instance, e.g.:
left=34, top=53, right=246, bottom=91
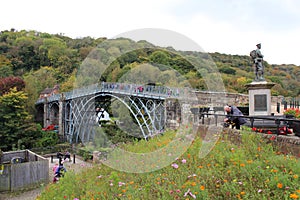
left=1, top=29, right=299, bottom=112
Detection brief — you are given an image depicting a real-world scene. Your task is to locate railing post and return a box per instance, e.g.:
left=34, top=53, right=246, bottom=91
left=284, top=101, right=287, bottom=110
left=215, top=115, right=218, bottom=126
left=275, top=119, right=281, bottom=135
left=250, top=117, right=254, bottom=128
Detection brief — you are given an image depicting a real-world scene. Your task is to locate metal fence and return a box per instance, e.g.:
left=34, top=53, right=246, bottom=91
left=196, top=112, right=300, bottom=136
left=0, top=150, right=49, bottom=192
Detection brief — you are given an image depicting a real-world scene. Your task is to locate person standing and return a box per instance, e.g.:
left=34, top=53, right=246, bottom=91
left=224, top=105, right=247, bottom=130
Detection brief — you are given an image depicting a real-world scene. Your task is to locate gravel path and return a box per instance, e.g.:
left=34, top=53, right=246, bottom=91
left=1, top=156, right=92, bottom=200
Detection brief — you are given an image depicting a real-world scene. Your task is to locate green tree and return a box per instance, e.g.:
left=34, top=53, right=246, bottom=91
left=235, top=77, right=250, bottom=93
left=0, top=88, right=42, bottom=151
left=75, top=58, right=106, bottom=87
left=0, top=55, right=13, bottom=78
left=60, top=70, right=76, bottom=92
left=39, top=38, right=68, bottom=67
left=14, top=36, right=41, bottom=71
left=35, top=131, right=58, bottom=147
left=219, top=66, right=236, bottom=75
left=149, top=50, right=170, bottom=66
left=23, top=66, right=58, bottom=115
left=0, top=65, right=13, bottom=78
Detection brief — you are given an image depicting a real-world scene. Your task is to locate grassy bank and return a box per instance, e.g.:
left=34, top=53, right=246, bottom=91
left=37, top=129, right=300, bottom=200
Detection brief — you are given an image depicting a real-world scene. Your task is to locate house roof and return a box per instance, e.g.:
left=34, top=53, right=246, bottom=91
left=40, top=85, right=60, bottom=95
left=40, top=88, right=53, bottom=94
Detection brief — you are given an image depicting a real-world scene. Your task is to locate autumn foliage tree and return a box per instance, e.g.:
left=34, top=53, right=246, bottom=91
left=0, top=76, right=25, bottom=95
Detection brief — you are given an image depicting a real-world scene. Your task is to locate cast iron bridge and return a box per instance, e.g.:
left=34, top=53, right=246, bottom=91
left=36, top=82, right=195, bottom=144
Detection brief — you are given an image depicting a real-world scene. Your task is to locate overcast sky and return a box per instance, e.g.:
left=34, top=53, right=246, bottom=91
left=1, top=0, right=300, bottom=65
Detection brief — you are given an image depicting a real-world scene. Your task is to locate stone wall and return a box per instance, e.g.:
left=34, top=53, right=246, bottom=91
left=197, top=124, right=300, bottom=158
left=193, top=91, right=286, bottom=115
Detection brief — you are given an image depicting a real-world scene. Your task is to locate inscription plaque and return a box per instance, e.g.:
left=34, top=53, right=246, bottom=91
left=254, top=94, right=267, bottom=111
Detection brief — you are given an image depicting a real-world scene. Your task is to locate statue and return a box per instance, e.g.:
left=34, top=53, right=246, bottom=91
left=250, top=43, right=264, bottom=81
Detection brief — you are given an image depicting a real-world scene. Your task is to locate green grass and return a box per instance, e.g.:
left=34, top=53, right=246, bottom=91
left=37, top=129, right=300, bottom=200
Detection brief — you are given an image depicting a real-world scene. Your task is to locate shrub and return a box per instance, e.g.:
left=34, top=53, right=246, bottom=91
left=36, top=131, right=59, bottom=147
left=219, top=66, right=236, bottom=75
left=284, top=108, right=300, bottom=119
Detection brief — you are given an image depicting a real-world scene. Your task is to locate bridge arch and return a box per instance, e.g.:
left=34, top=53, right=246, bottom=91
left=68, top=92, right=166, bottom=144
left=48, top=102, right=59, bottom=125
left=35, top=104, right=44, bottom=126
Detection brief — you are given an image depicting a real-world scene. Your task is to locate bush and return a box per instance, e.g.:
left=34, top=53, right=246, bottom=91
left=36, top=131, right=59, bottom=147
left=284, top=108, right=300, bottom=119
left=219, top=66, right=236, bottom=75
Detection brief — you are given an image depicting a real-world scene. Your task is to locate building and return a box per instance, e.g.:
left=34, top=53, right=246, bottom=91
left=39, top=84, right=60, bottom=99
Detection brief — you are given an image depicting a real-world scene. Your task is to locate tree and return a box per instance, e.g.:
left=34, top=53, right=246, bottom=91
left=0, top=55, right=13, bottom=78
left=60, top=70, right=76, bottom=92
left=219, top=66, right=236, bottom=75
left=235, top=77, right=250, bottom=93
left=39, top=38, right=68, bottom=67
left=0, top=65, right=13, bottom=78
left=149, top=50, right=170, bottom=66
left=0, top=76, right=25, bottom=95
left=75, top=58, right=107, bottom=87
left=23, top=66, right=58, bottom=115
left=0, top=88, right=42, bottom=151
left=117, top=51, right=138, bottom=67
left=14, top=36, right=41, bottom=71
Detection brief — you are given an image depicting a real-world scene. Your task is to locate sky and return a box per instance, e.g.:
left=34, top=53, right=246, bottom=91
left=1, top=0, right=300, bottom=65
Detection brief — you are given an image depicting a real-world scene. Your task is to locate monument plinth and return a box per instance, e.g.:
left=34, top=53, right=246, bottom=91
left=246, top=81, right=275, bottom=116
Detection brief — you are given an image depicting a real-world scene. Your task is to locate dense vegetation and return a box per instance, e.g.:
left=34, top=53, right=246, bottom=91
left=0, top=28, right=299, bottom=151
left=37, top=130, right=300, bottom=199
left=1, top=29, right=299, bottom=97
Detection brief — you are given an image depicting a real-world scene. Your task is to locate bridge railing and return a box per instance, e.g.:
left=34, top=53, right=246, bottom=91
left=36, top=82, right=195, bottom=103
left=35, top=93, right=61, bottom=104
left=100, top=82, right=191, bottom=99
left=63, top=84, right=99, bottom=100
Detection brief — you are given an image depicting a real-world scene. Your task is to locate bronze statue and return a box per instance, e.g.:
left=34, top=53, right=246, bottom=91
left=250, top=43, right=264, bottom=81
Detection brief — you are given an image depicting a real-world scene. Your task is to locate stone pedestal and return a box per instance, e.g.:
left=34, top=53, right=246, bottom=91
left=246, top=81, right=275, bottom=116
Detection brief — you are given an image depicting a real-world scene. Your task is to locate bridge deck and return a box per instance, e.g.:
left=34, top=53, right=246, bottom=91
left=36, top=82, right=193, bottom=104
